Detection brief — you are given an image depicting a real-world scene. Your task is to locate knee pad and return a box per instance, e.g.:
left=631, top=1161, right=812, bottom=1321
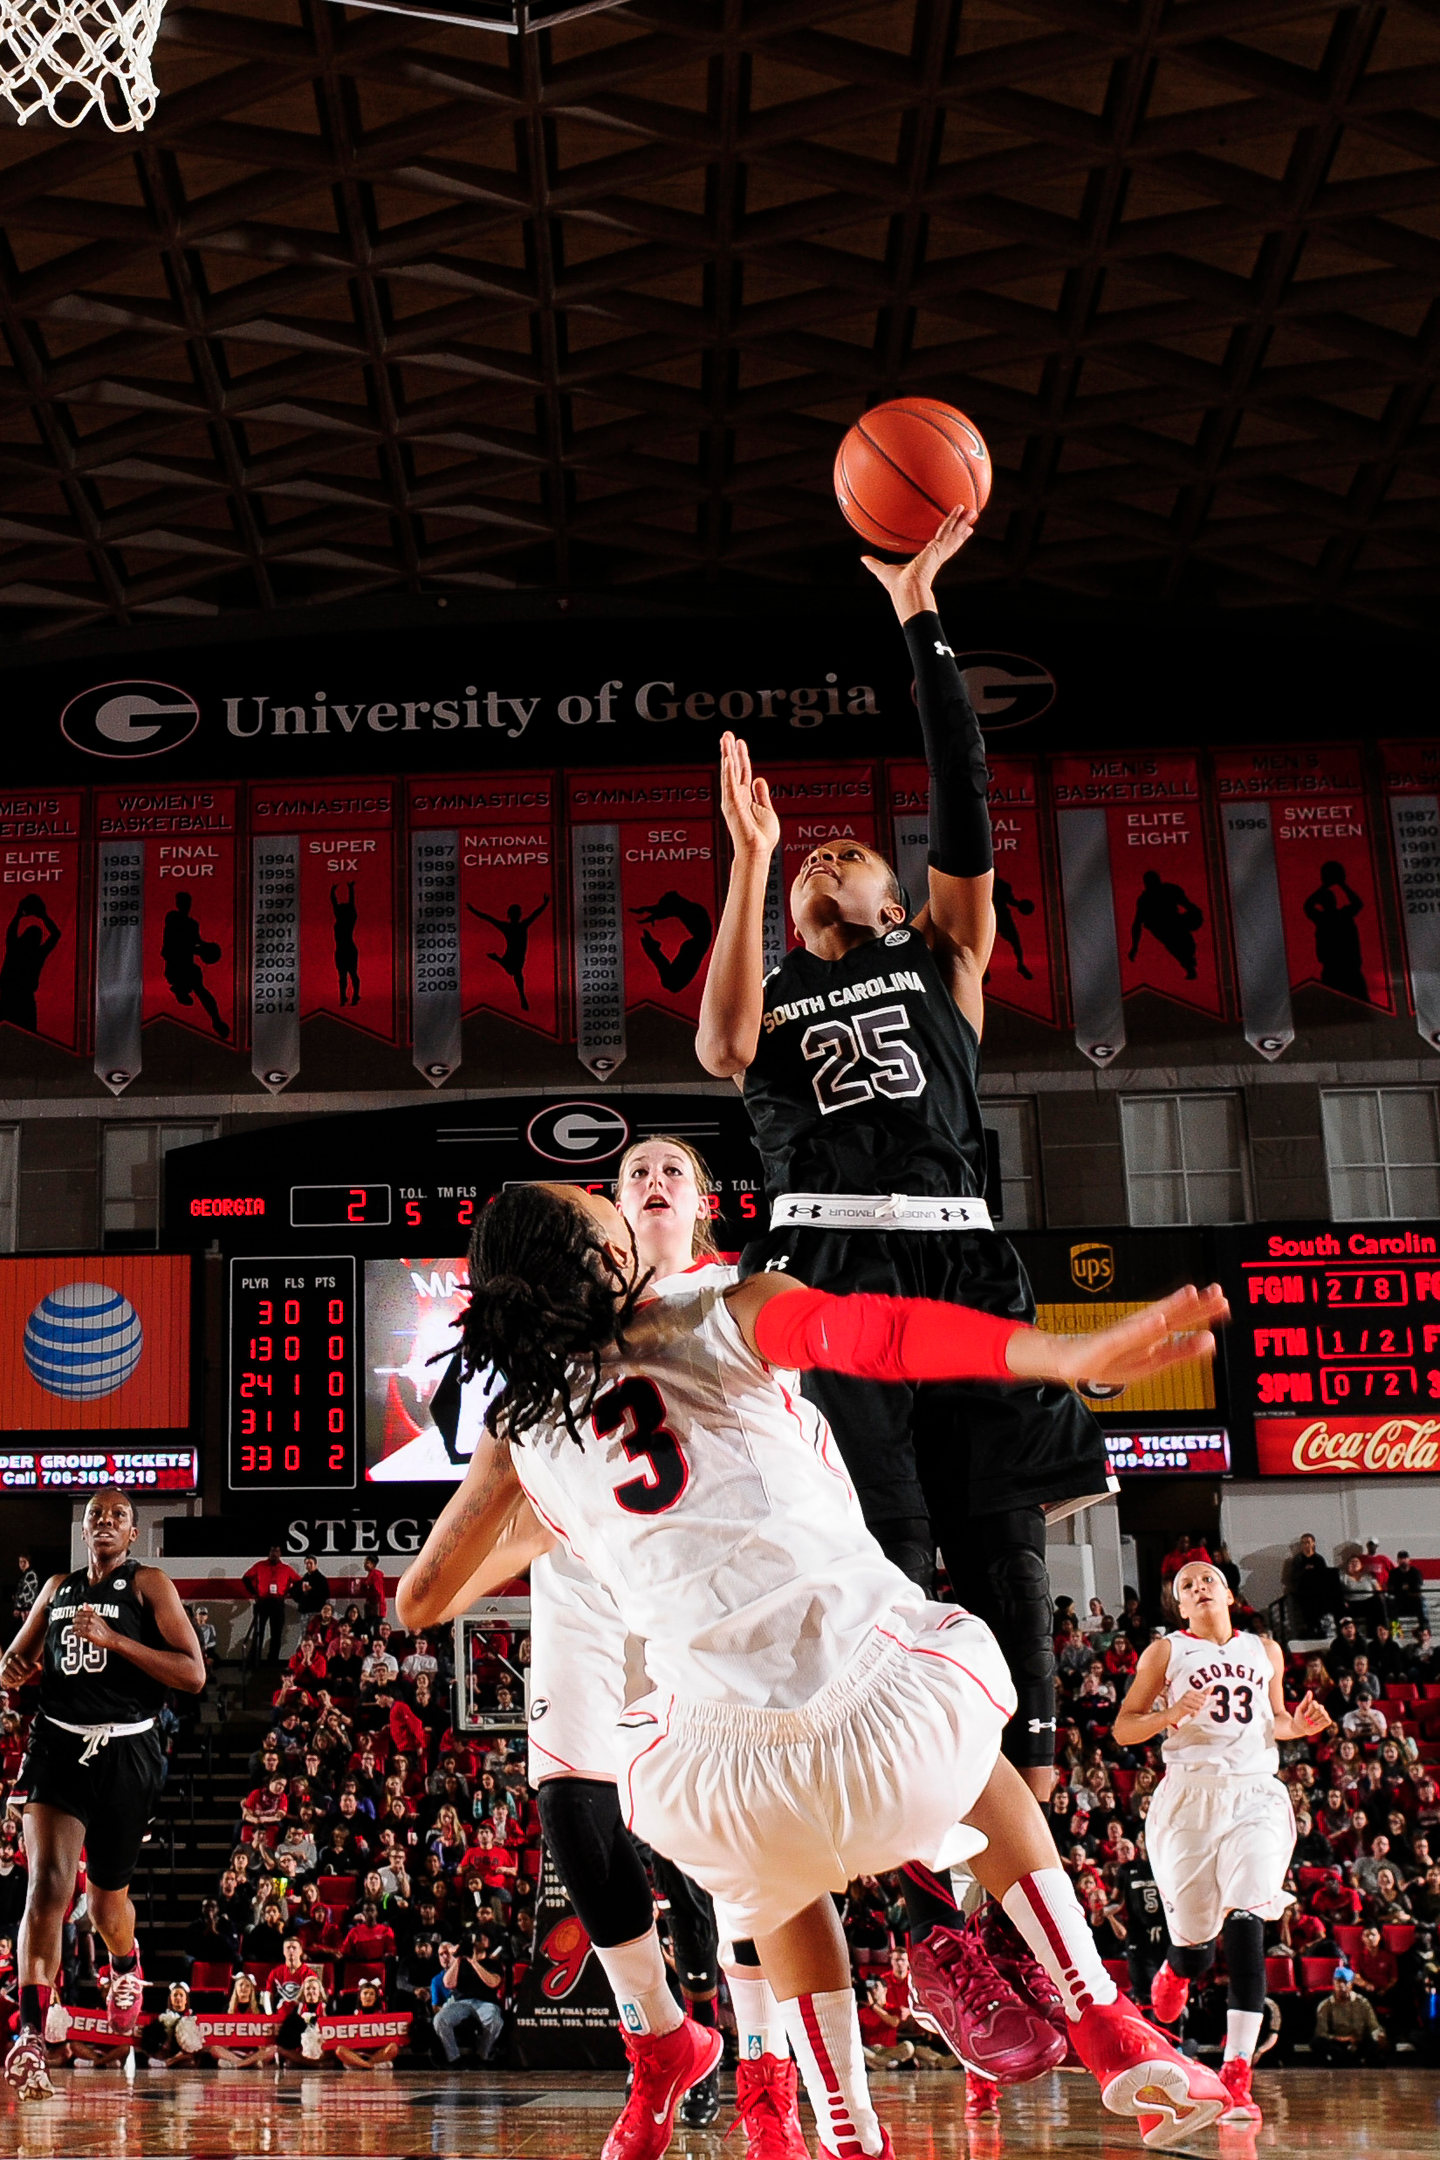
left=1167, top=1939, right=1218, bottom=1981
left=535, top=1779, right=654, bottom=1949
left=1222, top=1911, right=1266, bottom=2014
left=874, top=1517, right=935, bottom=1592
left=987, top=1543, right=1056, bottom=1682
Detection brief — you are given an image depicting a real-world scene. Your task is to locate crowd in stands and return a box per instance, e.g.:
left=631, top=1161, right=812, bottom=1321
left=2, top=1532, right=1438, bottom=2072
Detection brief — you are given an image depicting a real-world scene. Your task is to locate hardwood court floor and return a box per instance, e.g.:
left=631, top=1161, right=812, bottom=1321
left=2, top=2064, right=1437, bottom=2159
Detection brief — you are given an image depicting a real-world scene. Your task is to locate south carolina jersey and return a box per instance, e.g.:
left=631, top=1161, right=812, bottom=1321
left=508, top=1273, right=921, bottom=1711
left=742, top=927, right=987, bottom=1200
left=1158, top=1628, right=1277, bottom=1775
left=39, top=1564, right=167, bottom=1724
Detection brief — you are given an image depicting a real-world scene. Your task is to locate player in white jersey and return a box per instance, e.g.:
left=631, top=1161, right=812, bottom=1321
left=1114, top=1561, right=1330, bottom=2125
left=402, top=1181, right=1234, bottom=2153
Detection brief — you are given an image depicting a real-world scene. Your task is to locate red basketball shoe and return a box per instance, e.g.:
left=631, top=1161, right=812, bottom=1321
left=104, top=1956, right=145, bottom=2039
left=734, top=2054, right=809, bottom=2160
left=1218, top=2057, right=1262, bottom=2124
left=968, top=1902, right=1067, bottom=2035
left=911, top=1924, right=1067, bottom=2084
left=1148, top=1964, right=1190, bottom=2027
left=1073, top=1999, right=1226, bottom=2149
left=964, top=2073, right=1001, bottom=2124
left=2, top=2029, right=53, bottom=2101
left=602, top=2019, right=724, bottom=2160
left=818, top=2130, right=893, bottom=2160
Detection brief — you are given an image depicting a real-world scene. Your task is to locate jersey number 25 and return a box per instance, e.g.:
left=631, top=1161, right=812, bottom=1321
left=802, top=1004, right=926, bottom=1117
left=593, top=1378, right=689, bottom=1516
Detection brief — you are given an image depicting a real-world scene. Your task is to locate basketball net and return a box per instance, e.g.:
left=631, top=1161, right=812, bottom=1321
left=0, top=0, right=162, bottom=130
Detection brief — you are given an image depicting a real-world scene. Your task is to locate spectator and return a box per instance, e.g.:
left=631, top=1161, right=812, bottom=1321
left=1339, top=1552, right=1386, bottom=1627
left=1344, top=1695, right=1388, bottom=1747
left=288, top=1635, right=328, bottom=1685
left=1312, top=1968, right=1387, bottom=2063
left=275, top=1971, right=328, bottom=2065
left=1160, top=1529, right=1210, bottom=1581
left=1349, top=1653, right=1382, bottom=1704
left=295, top=1556, right=331, bottom=1619
left=402, top=1635, right=439, bottom=1687
left=359, top=1556, right=388, bottom=1625
left=243, top=1545, right=300, bottom=1665
left=362, top=1638, right=399, bottom=1692
left=9, top=1553, right=38, bottom=1629
left=191, top=1604, right=218, bottom=1663
left=340, top=1899, right=397, bottom=1967
left=244, top=1899, right=288, bottom=1970
left=1413, top=1864, right=1440, bottom=1926
left=1352, top=1925, right=1400, bottom=2010
left=1328, top=1614, right=1363, bottom=1672
left=432, top=1933, right=505, bottom=2067
left=1368, top=1866, right=1413, bottom=1928
left=265, top=1934, right=320, bottom=2009
left=1388, top=1552, right=1426, bottom=1623
left=857, top=1978, right=914, bottom=2069
left=1354, top=1833, right=1396, bottom=1902
left=1409, top=1627, right=1438, bottom=1683
left=208, top=1972, right=276, bottom=2068
left=334, top=1974, right=403, bottom=2071
left=181, top=1896, right=239, bottom=1976
left=1363, top=1540, right=1394, bottom=1591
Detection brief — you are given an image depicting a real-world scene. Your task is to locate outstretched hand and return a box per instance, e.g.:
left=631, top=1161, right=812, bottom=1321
left=719, top=732, right=780, bottom=860
left=1288, top=1690, right=1332, bottom=1738
left=862, top=506, right=978, bottom=620
left=1008, top=1282, right=1229, bottom=1392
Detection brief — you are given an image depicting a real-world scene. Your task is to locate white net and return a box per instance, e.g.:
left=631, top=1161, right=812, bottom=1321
left=0, top=0, right=162, bottom=131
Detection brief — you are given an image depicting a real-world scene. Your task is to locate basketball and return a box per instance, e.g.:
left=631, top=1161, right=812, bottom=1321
left=833, top=398, right=992, bottom=550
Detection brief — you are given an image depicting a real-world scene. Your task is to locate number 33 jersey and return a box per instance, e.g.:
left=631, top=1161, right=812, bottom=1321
left=743, top=928, right=987, bottom=1200
left=1159, top=1628, right=1278, bottom=1775
left=40, top=1564, right=168, bottom=1723
left=508, top=1275, right=924, bottom=1711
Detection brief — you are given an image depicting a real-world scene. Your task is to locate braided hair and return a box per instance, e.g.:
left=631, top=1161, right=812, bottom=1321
left=461, top=1183, right=648, bottom=1445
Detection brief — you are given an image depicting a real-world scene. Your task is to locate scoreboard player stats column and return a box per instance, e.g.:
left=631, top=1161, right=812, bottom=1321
left=228, top=1258, right=358, bottom=1491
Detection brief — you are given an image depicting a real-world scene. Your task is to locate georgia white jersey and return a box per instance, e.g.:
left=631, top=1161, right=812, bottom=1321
left=1158, top=1628, right=1278, bottom=1775
left=509, top=1272, right=920, bottom=1711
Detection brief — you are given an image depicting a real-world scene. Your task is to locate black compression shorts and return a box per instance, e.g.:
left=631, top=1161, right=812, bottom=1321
left=740, top=1222, right=1107, bottom=1521
left=15, top=1716, right=164, bottom=1890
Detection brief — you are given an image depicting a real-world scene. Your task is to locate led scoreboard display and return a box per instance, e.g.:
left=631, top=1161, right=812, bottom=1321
left=1214, top=1222, right=1440, bottom=1478
left=228, top=1258, right=358, bottom=1491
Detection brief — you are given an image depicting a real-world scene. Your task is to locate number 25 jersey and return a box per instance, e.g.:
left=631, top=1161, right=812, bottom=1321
left=743, top=927, right=986, bottom=1200
left=507, top=1275, right=923, bottom=1712
left=1159, top=1628, right=1277, bottom=1775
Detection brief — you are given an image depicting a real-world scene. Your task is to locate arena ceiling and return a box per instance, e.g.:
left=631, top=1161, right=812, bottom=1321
left=0, top=0, right=1438, bottom=642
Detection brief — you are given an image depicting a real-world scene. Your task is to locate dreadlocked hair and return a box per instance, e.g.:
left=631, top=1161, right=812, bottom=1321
left=461, top=1183, right=649, bottom=1446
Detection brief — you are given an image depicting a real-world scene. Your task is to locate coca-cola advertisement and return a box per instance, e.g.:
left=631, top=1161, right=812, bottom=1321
left=1256, top=1416, right=1440, bottom=1477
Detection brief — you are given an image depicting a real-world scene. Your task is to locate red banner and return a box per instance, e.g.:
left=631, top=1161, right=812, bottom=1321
left=94, top=784, right=240, bottom=1044
left=1050, top=752, right=1225, bottom=1018
left=566, top=768, right=717, bottom=1022
left=409, top=775, right=560, bottom=1036
left=1256, top=1415, right=1440, bottom=1477
left=0, top=788, right=84, bottom=1050
left=766, top=762, right=878, bottom=932
left=249, top=781, right=397, bottom=1039
left=318, top=2012, right=411, bottom=2049
left=1213, top=747, right=1392, bottom=1011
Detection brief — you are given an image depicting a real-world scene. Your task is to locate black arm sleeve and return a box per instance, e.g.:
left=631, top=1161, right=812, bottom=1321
left=902, top=609, right=993, bottom=879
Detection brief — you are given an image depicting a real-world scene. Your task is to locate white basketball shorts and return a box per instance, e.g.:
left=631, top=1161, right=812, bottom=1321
left=1145, top=1769, right=1296, bottom=1947
left=615, top=1601, right=1014, bottom=1941
left=526, top=1547, right=649, bottom=1786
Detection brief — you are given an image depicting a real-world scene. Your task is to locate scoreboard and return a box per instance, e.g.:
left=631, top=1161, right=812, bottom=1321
left=228, top=1259, right=358, bottom=1491
left=1213, top=1222, right=1440, bottom=1477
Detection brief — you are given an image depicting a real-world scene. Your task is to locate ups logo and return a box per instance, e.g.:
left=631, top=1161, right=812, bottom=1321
left=1070, top=1242, right=1115, bottom=1294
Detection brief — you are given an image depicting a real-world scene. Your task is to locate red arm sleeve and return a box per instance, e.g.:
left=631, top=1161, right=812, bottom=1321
left=752, top=1285, right=1025, bottom=1384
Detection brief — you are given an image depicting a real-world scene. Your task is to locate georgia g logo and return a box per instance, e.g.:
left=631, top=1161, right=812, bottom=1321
left=61, top=680, right=200, bottom=759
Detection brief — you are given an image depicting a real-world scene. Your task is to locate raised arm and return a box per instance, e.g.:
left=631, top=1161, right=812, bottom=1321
left=728, top=1275, right=1226, bottom=1394
left=695, top=732, right=780, bottom=1078
left=863, top=508, right=993, bottom=1034
left=396, top=1428, right=544, bottom=1631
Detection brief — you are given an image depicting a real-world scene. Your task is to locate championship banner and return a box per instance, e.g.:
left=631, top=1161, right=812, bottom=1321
left=566, top=767, right=717, bottom=1078
left=251, top=832, right=300, bottom=1093
left=762, top=762, right=877, bottom=974
left=1214, top=748, right=1393, bottom=1048
left=511, top=1840, right=626, bottom=2069
left=885, top=759, right=1059, bottom=1024
left=1380, top=741, right=1440, bottom=1052
left=409, top=821, right=461, bottom=1088
left=0, top=789, right=83, bottom=1052
left=248, top=780, right=398, bottom=1048
left=1051, top=751, right=1225, bottom=1037
left=96, top=784, right=240, bottom=1055
left=92, top=838, right=143, bottom=1094
left=409, top=775, right=560, bottom=1044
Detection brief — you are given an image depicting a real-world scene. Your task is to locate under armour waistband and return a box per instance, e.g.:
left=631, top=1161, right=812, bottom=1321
left=769, top=1191, right=993, bottom=1233
left=45, top=1713, right=154, bottom=1764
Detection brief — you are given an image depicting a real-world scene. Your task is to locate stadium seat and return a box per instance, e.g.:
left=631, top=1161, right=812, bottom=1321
left=1382, top=1923, right=1416, bottom=1956
left=1382, top=1683, right=1418, bottom=1703
left=342, top=1958, right=395, bottom=1994
left=317, top=1875, right=357, bottom=1906
left=1265, top=1958, right=1297, bottom=1995
left=189, top=1960, right=234, bottom=1997
left=1300, top=1957, right=1339, bottom=1993
left=1423, top=1684, right=1440, bottom=1701
left=1333, top=1924, right=1364, bottom=1958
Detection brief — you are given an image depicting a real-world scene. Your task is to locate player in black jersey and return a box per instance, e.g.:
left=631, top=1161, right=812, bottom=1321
left=698, top=506, right=1108, bottom=1818
left=0, top=1486, right=204, bottom=2098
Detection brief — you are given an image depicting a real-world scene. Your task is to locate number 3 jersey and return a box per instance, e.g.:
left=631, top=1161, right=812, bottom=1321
left=1158, top=1628, right=1278, bottom=1775
left=507, top=1274, right=924, bottom=1711
left=40, top=1564, right=167, bottom=1724
left=743, top=927, right=986, bottom=1200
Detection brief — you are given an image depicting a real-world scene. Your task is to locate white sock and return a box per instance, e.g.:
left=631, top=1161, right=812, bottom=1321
left=593, top=1931, right=683, bottom=2039
left=780, top=1988, right=883, bottom=2157
left=724, top=1963, right=790, bottom=2062
left=1224, top=2009, right=1263, bottom=2063
left=1000, top=1870, right=1120, bottom=2023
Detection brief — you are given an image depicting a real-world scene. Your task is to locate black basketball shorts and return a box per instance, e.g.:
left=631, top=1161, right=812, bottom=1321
left=14, top=1717, right=164, bottom=1890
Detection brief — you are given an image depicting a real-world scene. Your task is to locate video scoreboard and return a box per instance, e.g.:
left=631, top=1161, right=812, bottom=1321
left=228, top=1259, right=358, bottom=1491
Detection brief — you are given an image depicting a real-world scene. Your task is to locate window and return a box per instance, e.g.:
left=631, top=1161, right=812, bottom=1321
left=0, top=1125, right=17, bottom=1253
left=102, top=1123, right=216, bottom=1249
left=981, top=1098, right=1040, bottom=1229
left=1121, top=1094, right=1249, bottom=1226
left=1322, top=1088, right=1440, bottom=1220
